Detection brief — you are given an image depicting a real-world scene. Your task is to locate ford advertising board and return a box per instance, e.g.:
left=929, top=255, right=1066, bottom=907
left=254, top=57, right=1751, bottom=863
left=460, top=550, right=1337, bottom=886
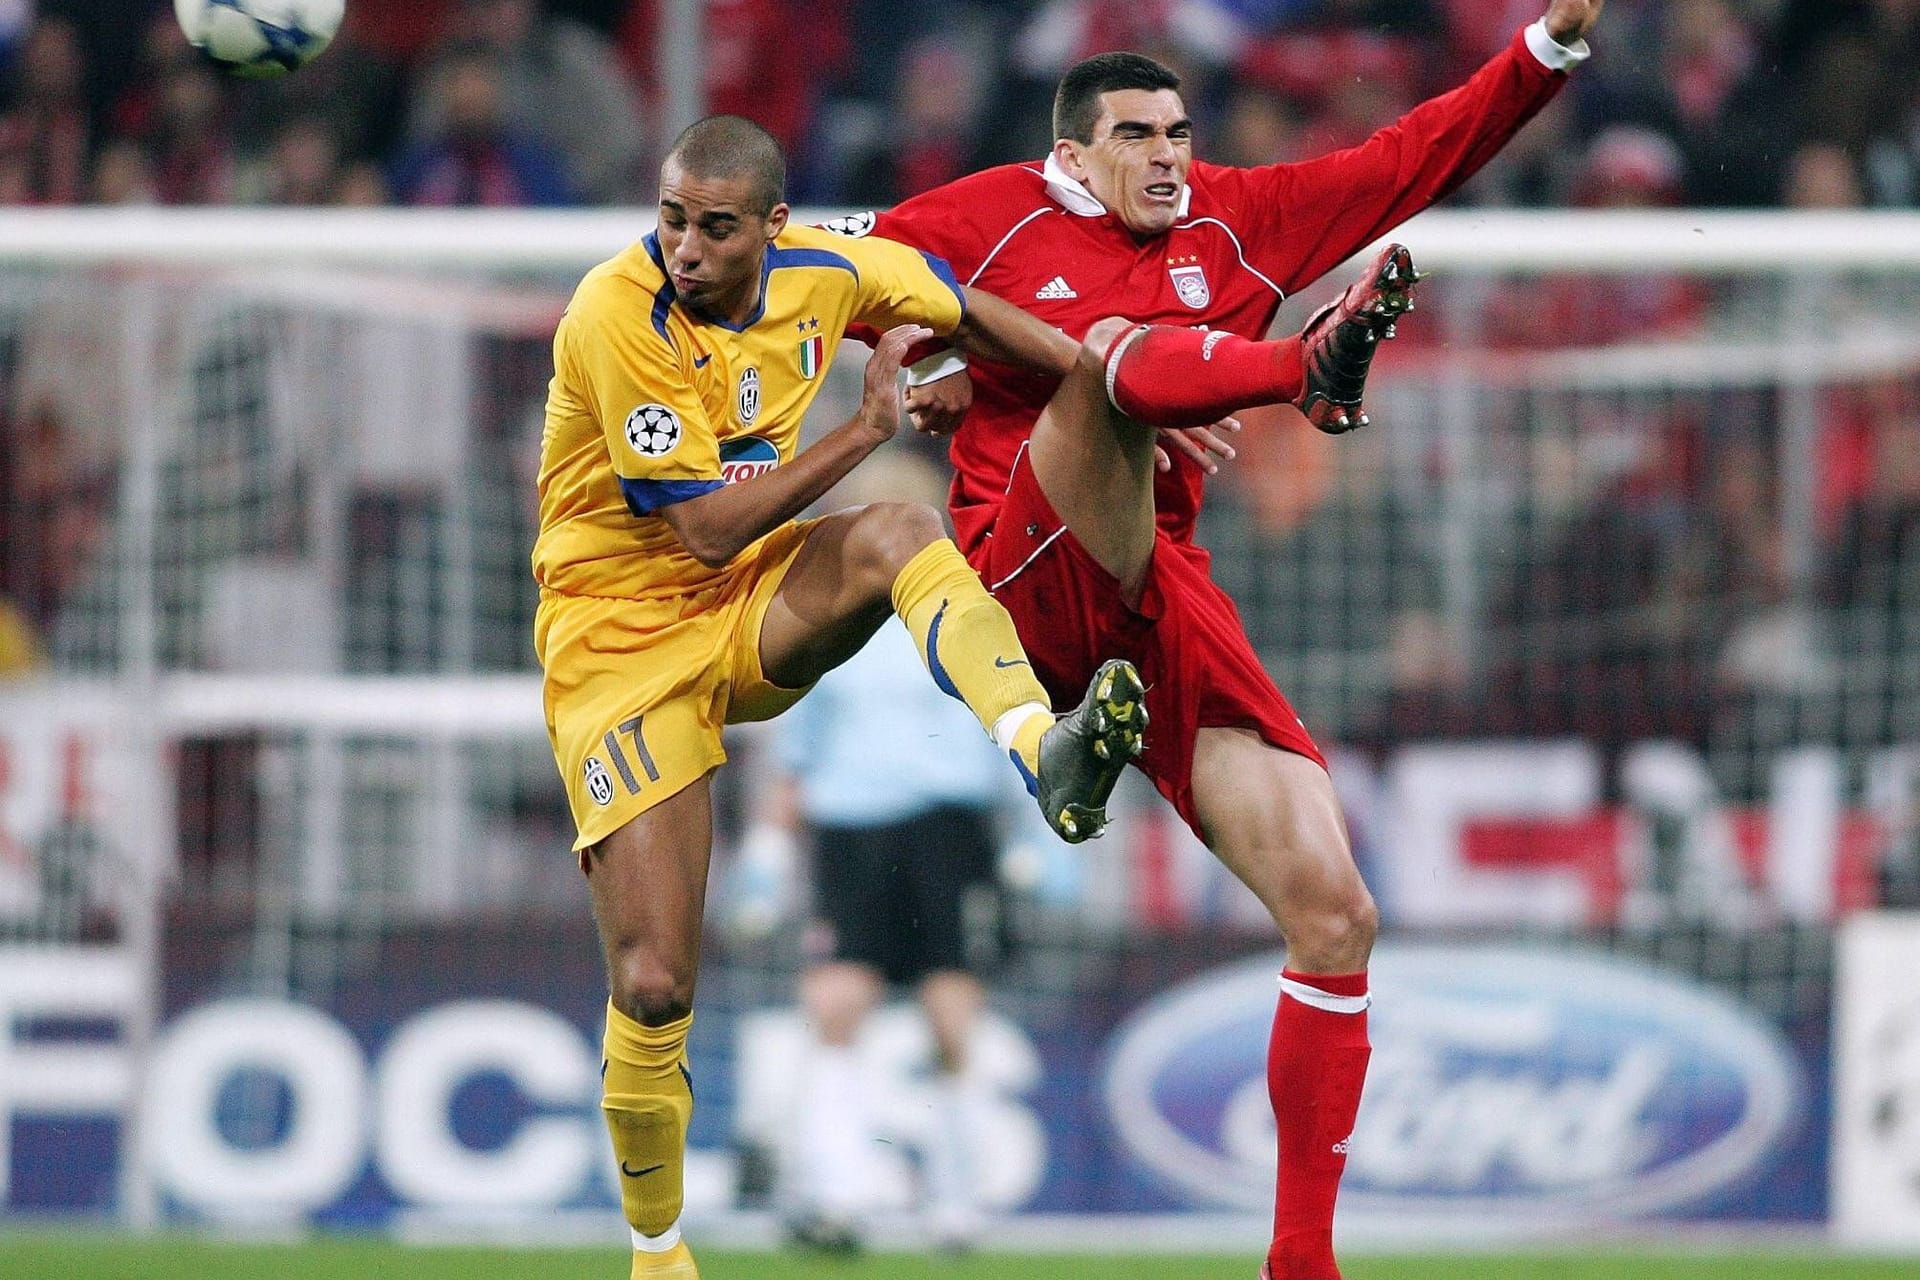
left=1104, top=943, right=1807, bottom=1229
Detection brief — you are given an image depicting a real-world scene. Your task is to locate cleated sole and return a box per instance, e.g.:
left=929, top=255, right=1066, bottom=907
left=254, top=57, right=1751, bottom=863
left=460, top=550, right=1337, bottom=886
left=1039, top=659, right=1147, bottom=844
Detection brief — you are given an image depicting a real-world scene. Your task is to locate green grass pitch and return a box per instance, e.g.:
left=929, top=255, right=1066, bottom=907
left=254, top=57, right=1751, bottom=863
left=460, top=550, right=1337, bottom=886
left=3, top=1238, right=1916, bottom=1280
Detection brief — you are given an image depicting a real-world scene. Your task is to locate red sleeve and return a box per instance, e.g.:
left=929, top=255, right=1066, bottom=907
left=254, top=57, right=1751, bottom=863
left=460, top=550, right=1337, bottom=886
left=869, top=166, right=1031, bottom=284
left=842, top=166, right=1034, bottom=355
left=1210, top=25, right=1569, bottom=295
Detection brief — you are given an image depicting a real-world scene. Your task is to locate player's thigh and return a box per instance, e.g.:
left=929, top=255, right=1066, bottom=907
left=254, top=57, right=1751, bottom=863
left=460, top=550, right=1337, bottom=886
left=585, top=771, right=716, bottom=1014
left=1190, top=727, right=1369, bottom=931
left=539, top=592, right=728, bottom=850
left=1026, top=320, right=1158, bottom=593
left=754, top=505, right=942, bottom=692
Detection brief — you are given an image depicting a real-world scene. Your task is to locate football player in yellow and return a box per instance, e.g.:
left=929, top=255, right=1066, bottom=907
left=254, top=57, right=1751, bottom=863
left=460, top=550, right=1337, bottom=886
left=533, top=115, right=1146, bottom=1279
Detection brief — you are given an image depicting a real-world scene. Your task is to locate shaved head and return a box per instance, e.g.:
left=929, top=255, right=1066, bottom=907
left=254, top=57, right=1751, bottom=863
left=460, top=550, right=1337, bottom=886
left=664, top=115, right=786, bottom=216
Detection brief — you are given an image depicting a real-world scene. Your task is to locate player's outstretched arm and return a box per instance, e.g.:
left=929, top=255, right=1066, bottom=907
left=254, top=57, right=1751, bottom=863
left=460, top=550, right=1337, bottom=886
left=949, top=287, right=1080, bottom=378
left=656, top=324, right=929, bottom=567
left=1545, top=0, right=1604, bottom=44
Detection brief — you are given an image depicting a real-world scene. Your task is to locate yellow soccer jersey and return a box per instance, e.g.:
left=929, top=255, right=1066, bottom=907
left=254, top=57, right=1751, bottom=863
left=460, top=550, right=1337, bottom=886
left=532, top=223, right=967, bottom=601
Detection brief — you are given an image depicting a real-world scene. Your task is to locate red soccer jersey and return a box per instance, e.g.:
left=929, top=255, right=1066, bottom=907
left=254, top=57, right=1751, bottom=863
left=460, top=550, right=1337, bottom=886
left=866, top=23, right=1571, bottom=555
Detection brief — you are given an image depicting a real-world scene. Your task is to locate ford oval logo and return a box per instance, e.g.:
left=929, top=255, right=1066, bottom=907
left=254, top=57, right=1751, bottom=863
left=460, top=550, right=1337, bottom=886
left=1102, top=944, right=1801, bottom=1224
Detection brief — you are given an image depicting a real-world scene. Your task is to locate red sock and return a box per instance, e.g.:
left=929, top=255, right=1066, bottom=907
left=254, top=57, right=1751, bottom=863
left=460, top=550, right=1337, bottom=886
left=1103, top=324, right=1305, bottom=429
left=1266, top=969, right=1371, bottom=1280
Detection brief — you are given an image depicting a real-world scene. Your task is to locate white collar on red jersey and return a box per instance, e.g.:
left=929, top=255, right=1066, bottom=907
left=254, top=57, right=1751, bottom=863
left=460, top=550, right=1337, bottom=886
left=1041, top=153, right=1192, bottom=220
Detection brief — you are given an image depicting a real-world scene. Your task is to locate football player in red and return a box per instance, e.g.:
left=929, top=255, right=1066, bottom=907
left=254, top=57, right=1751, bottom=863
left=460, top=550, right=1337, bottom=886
left=831, top=3, right=1606, bottom=1276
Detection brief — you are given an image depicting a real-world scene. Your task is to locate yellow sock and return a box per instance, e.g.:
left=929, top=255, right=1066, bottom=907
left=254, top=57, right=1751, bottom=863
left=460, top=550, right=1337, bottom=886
left=603, top=1001, right=693, bottom=1239
left=891, top=540, right=1053, bottom=775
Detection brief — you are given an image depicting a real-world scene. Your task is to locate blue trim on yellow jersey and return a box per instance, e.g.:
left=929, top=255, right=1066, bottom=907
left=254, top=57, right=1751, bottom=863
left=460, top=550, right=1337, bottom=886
left=699, top=244, right=862, bottom=333
left=641, top=233, right=676, bottom=345
left=917, top=250, right=968, bottom=318
left=620, top=475, right=723, bottom=516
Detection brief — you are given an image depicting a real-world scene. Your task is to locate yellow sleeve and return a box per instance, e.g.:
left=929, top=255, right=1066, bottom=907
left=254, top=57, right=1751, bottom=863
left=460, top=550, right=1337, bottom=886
left=840, top=233, right=968, bottom=337
left=561, top=277, right=724, bottom=511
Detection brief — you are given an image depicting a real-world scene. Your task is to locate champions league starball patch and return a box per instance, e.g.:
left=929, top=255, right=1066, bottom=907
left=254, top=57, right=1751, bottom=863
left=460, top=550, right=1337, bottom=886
left=624, top=403, right=682, bottom=456
left=820, top=210, right=877, bottom=238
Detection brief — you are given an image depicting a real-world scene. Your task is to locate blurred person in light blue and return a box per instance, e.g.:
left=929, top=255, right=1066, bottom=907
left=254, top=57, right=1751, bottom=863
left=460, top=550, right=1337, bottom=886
left=733, top=449, right=1025, bottom=1253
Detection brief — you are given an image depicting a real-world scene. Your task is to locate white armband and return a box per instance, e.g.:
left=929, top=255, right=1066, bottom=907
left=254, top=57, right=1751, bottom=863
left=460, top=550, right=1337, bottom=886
left=905, top=349, right=970, bottom=387
left=1525, top=16, right=1590, bottom=71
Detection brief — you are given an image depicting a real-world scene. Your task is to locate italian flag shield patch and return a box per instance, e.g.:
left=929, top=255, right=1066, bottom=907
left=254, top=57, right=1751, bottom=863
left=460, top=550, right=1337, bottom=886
left=798, top=334, right=824, bottom=378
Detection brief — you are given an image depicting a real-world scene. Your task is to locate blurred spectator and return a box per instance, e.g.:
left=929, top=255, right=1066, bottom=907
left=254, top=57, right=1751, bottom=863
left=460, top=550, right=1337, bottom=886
left=104, top=14, right=188, bottom=147
left=620, top=0, right=850, bottom=196
left=87, top=135, right=153, bottom=204
left=1830, top=403, right=1920, bottom=614
left=389, top=43, right=577, bottom=207
left=1578, top=0, right=1790, bottom=206
left=1211, top=82, right=1308, bottom=166
left=1480, top=126, right=1708, bottom=348
left=1782, top=140, right=1867, bottom=209
left=839, top=33, right=989, bottom=203
left=144, top=58, right=235, bottom=204
left=1488, top=410, right=1717, bottom=749
left=0, top=14, right=88, bottom=205
left=334, top=159, right=389, bottom=206
left=235, top=116, right=351, bottom=205
left=1787, top=0, right=1920, bottom=206
left=232, top=18, right=407, bottom=174
left=0, top=0, right=29, bottom=71
left=411, top=0, right=642, bottom=203
left=0, top=402, right=107, bottom=671
left=106, top=25, right=235, bottom=207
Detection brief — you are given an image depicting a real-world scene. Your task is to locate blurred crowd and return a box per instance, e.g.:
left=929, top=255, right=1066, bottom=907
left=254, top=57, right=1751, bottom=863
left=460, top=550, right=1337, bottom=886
left=1, top=0, right=1918, bottom=211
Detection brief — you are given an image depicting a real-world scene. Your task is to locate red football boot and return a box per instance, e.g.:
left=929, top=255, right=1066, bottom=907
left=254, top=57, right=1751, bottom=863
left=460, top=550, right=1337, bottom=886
left=1296, top=243, right=1424, bottom=434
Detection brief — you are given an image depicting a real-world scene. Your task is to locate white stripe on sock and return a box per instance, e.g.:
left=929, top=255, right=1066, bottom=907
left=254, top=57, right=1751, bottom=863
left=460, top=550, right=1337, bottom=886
left=1278, top=975, right=1370, bottom=1014
left=991, top=702, right=1049, bottom=755
left=632, top=1222, right=682, bottom=1253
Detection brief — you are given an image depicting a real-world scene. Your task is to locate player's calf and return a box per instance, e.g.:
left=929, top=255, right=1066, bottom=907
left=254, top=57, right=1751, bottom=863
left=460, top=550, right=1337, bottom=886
left=1033, top=658, right=1147, bottom=842
left=1099, top=320, right=1307, bottom=431
left=1297, top=243, right=1424, bottom=434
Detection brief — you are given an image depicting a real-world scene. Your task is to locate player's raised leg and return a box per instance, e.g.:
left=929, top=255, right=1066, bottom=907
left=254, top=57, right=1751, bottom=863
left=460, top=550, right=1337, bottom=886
left=1191, top=729, right=1377, bottom=1280
left=756, top=501, right=1144, bottom=842
left=585, top=780, right=715, bottom=1279
left=1025, top=245, right=1423, bottom=599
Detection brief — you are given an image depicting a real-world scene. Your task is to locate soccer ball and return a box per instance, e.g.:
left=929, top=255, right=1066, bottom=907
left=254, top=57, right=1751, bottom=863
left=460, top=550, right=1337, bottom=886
left=174, top=0, right=345, bottom=78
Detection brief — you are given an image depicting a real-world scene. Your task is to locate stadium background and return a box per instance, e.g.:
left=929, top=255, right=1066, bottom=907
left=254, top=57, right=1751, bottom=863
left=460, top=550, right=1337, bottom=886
left=3, top=0, right=1920, bottom=1275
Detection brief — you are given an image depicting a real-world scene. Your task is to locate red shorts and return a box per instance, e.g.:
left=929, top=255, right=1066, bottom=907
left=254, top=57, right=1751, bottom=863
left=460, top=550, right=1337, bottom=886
left=967, top=446, right=1326, bottom=838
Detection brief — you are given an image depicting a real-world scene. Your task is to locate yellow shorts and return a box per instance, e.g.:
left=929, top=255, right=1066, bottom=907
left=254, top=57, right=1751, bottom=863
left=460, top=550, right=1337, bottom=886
left=536, top=520, right=816, bottom=850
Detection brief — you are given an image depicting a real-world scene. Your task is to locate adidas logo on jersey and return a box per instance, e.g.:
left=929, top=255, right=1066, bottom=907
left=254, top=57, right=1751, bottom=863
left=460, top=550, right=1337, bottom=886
left=1035, top=276, right=1077, bottom=300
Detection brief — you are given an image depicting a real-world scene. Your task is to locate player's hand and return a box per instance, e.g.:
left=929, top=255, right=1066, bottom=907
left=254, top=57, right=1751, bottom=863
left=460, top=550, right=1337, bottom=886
left=1154, top=417, right=1241, bottom=474
left=860, top=324, right=933, bottom=440
left=1544, top=0, right=1603, bottom=44
left=905, top=369, right=973, bottom=437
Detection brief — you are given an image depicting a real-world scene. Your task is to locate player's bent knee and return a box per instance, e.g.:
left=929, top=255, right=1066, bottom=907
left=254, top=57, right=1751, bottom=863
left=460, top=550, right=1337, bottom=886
left=1081, top=315, right=1135, bottom=358
left=608, top=953, right=696, bottom=1027
left=844, top=501, right=947, bottom=582
left=1074, top=317, right=1135, bottom=381
left=1283, top=884, right=1378, bottom=969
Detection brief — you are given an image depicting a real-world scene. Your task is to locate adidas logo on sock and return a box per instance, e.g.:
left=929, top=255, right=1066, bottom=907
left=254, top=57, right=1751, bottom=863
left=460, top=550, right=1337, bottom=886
left=1035, top=275, right=1078, bottom=300
left=1331, top=1135, right=1351, bottom=1155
